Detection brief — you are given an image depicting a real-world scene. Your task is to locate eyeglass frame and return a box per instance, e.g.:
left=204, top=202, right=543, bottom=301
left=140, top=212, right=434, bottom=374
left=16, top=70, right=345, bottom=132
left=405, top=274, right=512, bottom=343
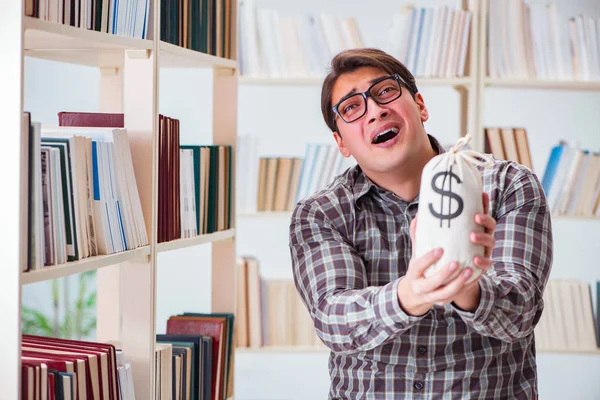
left=331, top=73, right=415, bottom=125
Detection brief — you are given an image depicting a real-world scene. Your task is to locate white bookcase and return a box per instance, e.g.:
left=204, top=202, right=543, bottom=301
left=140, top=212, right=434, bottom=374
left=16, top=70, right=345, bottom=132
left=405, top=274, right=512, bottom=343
left=1, top=2, right=238, bottom=399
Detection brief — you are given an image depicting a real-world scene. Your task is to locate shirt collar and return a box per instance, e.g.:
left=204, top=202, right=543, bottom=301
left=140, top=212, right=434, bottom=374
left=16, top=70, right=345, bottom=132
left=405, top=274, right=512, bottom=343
left=351, top=133, right=444, bottom=203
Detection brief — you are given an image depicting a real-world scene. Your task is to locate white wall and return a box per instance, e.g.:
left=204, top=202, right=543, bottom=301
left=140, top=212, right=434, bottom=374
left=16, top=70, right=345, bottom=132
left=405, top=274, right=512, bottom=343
left=234, top=0, right=600, bottom=399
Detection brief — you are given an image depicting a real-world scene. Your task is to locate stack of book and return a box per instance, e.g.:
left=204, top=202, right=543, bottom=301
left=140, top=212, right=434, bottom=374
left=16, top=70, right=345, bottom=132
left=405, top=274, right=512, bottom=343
left=488, top=0, right=600, bottom=81
left=24, top=0, right=151, bottom=39
left=386, top=5, right=472, bottom=78
left=24, top=111, right=149, bottom=272
left=541, top=141, right=600, bottom=217
left=158, top=114, right=233, bottom=242
left=235, top=256, right=322, bottom=348
left=535, top=279, right=598, bottom=351
left=20, top=334, right=127, bottom=400
left=484, top=127, right=533, bottom=170
left=159, top=312, right=235, bottom=400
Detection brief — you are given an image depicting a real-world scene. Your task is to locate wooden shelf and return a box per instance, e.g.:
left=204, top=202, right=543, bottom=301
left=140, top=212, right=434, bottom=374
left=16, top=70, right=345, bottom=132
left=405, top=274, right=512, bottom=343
left=159, top=41, right=237, bottom=69
left=239, top=76, right=472, bottom=88
left=237, top=211, right=292, bottom=218
left=23, top=16, right=153, bottom=67
left=551, top=214, right=600, bottom=221
left=538, top=348, right=600, bottom=355
left=20, top=246, right=151, bottom=285
left=485, top=78, right=600, bottom=91
left=156, top=229, right=236, bottom=253
left=236, top=346, right=329, bottom=354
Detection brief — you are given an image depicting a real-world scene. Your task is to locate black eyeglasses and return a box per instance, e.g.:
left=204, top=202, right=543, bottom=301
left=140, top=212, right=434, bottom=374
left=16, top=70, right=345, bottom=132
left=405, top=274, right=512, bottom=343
left=332, top=74, right=410, bottom=124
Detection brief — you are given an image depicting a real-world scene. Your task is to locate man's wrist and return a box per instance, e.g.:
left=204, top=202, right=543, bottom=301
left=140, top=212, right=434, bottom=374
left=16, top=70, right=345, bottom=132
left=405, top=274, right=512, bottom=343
left=397, top=278, right=431, bottom=317
left=452, top=281, right=482, bottom=313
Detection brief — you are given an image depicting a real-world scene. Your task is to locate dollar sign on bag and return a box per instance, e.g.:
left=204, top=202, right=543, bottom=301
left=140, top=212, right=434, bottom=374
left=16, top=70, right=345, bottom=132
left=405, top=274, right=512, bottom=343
left=429, top=168, right=464, bottom=228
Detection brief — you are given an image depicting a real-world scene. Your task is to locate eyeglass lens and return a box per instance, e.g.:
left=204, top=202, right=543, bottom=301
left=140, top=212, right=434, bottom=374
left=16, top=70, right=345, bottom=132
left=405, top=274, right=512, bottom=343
left=338, top=77, right=402, bottom=123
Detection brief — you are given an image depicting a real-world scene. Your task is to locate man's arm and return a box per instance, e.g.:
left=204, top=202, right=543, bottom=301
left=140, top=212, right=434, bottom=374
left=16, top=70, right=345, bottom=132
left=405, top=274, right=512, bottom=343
left=452, top=166, right=553, bottom=343
left=289, top=199, right=426, bottom=355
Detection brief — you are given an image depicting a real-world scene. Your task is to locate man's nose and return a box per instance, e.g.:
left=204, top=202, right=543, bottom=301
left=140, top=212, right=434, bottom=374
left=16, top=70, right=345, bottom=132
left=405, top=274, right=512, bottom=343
left=366, top=97, right=389, bottom=124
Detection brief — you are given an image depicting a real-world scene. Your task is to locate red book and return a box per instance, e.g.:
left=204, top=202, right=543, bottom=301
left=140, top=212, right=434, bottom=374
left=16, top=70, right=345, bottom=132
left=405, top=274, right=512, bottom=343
left=23, top=334, right=118, bottom=400
left=57, top=112, right=124, bottom=128
left=167, top=316, right=227, bottom=400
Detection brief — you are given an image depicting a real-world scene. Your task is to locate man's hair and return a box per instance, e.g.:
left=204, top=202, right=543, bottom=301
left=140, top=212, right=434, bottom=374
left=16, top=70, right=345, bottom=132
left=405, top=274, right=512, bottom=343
left=321, top=48, right=418, bottom=133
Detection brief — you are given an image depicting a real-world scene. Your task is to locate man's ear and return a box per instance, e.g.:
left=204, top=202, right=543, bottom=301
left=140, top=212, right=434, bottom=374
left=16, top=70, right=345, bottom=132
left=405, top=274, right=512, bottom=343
left=415, top=93, right=429, bottom=124
left=333, top=131, right=351, bottom=158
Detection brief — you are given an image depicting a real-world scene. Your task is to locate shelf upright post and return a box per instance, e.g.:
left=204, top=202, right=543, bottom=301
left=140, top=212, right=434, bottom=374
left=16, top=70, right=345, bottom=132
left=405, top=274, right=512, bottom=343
left=96, top=65, right=125, bottom=347
left=0, top=0, right=24, bottom=398
left=475, top=0, right=489, bottom=152
left=212, top=67, right=238, bottom=315
left=117, top=45, right=159, bottom=400
left=458, top=0, right=482, bottom=151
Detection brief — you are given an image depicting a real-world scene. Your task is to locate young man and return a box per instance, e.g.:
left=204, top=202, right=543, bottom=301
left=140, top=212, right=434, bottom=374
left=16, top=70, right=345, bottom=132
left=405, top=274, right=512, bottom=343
left=289, top=48, right=553, bottom=399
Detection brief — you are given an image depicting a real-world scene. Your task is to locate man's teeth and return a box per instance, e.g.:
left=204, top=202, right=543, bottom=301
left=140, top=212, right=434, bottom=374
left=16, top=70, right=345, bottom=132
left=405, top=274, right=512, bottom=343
left=373, top=127, right=399, bottom=143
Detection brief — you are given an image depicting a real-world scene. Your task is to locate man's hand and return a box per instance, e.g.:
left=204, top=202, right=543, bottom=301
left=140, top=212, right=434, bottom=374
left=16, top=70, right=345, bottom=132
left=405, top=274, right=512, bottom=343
left=397, top=193, right=497, bottom=316
left=451, top=192, right=497, bottom=312
left=397, top=213, right=479, bottom=317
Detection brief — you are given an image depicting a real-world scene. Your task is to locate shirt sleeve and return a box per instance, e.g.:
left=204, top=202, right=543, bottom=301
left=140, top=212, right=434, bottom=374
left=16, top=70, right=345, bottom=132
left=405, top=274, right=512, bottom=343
left=452, top=165, right=553, bottom=343
left=289, top=199, right=425, bottom=355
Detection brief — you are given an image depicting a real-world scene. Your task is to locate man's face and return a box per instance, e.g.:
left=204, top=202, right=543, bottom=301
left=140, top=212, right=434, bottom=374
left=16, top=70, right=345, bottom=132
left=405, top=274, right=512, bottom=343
left=331, top=66, right=430, bottom=175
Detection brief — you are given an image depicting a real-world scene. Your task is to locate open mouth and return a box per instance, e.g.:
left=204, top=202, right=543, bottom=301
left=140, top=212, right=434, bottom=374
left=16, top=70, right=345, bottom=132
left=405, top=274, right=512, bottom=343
left=372, top=127, right=399, bottom=144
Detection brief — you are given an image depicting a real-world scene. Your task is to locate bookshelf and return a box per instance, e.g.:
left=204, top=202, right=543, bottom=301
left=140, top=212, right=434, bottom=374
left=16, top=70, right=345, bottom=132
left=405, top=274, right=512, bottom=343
left=3, top=1, right=238, bottom=399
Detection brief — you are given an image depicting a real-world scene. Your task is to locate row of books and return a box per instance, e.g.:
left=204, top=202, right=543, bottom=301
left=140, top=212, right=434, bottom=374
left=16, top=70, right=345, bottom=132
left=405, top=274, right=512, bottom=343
left=158, top=115, right=233, bottom=242
left=488, top=0, right=600, bottom=81
left=161, top=312, right=235, bottom=400
left=160, top=0, right=237, bottom=58
left=535, top=280, right=599, bottom=351
left=25, top=0, right=150, bottom=39
left=541, top=141, right=600, bottom=217
left=484, top=127, right=533, bottom=170
left=238, top=0, right=363, bottom=77
left=20, top=334, right=131, bottom=400
left=386, top=5, right=472, bottom=79
left=24, top=112, right=149, bottom=272
left=236, top=135, right=355, bottom=213
left=236, top=257, right=322, bottom=348
left=256, top=157, right=302, bottom=212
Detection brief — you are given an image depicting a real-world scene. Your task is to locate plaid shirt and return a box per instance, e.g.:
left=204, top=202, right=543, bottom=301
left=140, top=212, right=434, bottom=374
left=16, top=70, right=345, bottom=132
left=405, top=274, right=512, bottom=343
left=289, top=135, right=553, bottom=399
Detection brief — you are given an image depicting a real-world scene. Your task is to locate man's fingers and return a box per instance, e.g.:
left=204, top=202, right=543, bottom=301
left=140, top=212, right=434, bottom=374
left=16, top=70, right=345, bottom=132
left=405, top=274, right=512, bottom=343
left=412, top=262, right=460, bottom=295
left=482, top=192, right=489, bottom=215
left=426, top=268, right=475, bottom=304
left=410, top=213, right=418, bottom=247
left=473, top=256, right=492, bottom=272
left=410, top=247, right=443, bottom=278
left=470, top=232, right=495, bottom=250
left=475, top=213, right=496, bottom=233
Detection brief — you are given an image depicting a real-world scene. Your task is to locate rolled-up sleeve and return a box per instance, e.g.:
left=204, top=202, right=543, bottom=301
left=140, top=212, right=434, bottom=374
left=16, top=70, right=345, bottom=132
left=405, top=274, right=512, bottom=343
left=289, top=199, right=425, bottom=355
left=453, top=166, right=553, bottom=343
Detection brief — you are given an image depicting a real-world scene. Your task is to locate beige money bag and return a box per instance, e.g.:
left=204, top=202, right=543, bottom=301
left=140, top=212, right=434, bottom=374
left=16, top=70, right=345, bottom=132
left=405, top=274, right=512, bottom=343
left=414, top=135, right=493, bottom=284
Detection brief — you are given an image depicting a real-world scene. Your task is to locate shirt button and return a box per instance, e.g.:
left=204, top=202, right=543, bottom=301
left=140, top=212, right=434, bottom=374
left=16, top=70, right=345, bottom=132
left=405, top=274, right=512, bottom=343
left=414, top=381, right=424, bottom=391
left=417, top=346, right=427, bottom=355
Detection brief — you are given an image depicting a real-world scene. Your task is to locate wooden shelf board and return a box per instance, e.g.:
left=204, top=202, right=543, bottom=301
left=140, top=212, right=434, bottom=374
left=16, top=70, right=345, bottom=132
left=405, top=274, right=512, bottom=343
left=485, top=78, right=600, bottom=91
left=236, top=346, right=600, bottom=356
left=23, top=16, right=153, bottom=67
left=236, top=346, right=329, bottom=354
left=551, top=214, right=600, bottom=220
left=21, top=246, right=151, bottom=285
left=237, top=211, right=292, bottom=218
left=156, top=229, right=236, bottom=253
left=538, top=348, right=600, bottom=355
left=239, top=76, right=471, bottom=88
left=159, top=41, right=237, bottom=69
